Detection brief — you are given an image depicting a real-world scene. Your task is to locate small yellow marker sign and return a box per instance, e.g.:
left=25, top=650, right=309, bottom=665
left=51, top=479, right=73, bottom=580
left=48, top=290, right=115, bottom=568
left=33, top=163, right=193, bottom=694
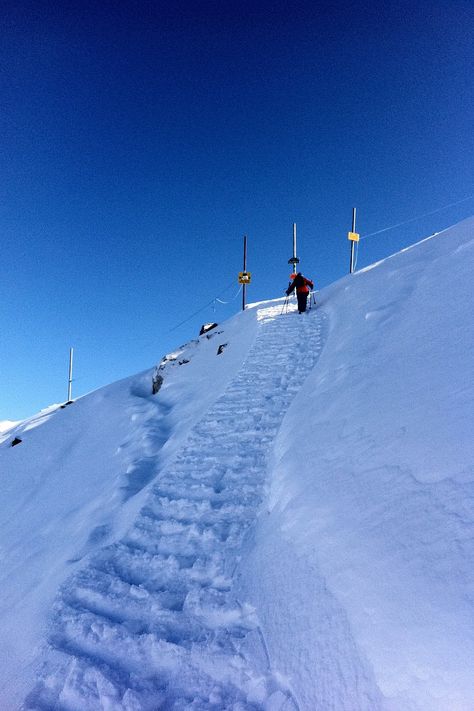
left=348, top=231, right=360, bottom=242
left=238, top=271, right=251, bottom=284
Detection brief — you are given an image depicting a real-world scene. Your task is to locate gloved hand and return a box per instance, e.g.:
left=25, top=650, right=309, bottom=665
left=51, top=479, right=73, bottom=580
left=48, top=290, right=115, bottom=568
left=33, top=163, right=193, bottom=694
left=285, top=290, right=290, bottom=296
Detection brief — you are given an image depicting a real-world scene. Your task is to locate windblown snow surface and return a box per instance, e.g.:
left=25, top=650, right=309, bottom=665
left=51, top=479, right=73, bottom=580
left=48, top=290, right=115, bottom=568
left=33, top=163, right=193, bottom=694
left=0, top=218, right=473, bottom=710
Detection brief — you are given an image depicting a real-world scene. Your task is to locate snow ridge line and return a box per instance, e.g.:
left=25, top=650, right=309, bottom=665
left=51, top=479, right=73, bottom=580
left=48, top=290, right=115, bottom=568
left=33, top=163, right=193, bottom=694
left=25, top=305, right=327, bottom=711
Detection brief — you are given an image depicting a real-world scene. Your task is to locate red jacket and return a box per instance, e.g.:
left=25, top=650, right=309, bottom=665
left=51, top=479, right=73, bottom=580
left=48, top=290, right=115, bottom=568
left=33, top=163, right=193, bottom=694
left=287, top=273, right=314, bottom=295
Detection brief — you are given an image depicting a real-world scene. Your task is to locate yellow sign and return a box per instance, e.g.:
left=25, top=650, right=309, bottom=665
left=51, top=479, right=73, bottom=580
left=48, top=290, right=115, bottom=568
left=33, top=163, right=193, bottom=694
left=348, top=231, right=360, bottom=242
left=238, top=271, right=251, bottom=284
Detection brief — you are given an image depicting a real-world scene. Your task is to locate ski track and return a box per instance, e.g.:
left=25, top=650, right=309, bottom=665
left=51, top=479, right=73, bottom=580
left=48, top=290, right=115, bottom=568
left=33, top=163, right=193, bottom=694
left=25, top=304, right=327, bottom=711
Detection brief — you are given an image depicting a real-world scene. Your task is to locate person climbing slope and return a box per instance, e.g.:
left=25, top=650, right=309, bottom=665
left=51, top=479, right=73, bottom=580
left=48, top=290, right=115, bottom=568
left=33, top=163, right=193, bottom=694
left=286, top=272, right=314, bottom=313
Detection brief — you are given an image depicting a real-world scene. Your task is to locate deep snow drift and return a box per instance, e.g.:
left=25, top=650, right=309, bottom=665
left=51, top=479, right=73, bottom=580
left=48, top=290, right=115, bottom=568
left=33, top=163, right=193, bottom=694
left=0, top=218, right=473, bottom=710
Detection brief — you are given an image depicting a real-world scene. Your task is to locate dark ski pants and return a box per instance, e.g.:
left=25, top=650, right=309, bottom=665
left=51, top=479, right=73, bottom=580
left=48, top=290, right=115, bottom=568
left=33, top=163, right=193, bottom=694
left=297, top=291, right=308, bottom=313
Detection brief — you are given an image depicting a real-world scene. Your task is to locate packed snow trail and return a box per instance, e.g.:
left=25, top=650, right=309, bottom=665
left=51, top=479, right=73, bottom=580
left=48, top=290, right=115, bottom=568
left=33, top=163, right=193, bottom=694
left=25, top=302, right=326, bottom=710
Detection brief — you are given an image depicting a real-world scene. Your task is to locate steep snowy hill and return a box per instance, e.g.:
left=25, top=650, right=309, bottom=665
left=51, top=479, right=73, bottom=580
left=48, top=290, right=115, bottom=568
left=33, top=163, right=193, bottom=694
left=0, top=218, right=473, bottom=710
left=0, top=420, right=19, bottom=434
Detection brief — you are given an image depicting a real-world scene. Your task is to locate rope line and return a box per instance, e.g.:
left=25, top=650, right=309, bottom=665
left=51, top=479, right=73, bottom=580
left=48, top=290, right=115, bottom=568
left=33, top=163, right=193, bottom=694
left=168, top=279, right=237, bottom=333
left=215, top=284, right=243, bottom=305
left=360, top=194, right=474, bottom=240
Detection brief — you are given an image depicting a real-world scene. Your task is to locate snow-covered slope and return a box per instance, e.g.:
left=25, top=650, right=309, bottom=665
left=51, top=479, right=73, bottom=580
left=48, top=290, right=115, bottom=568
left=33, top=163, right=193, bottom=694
left=239, top=219, right=474, bottom=710
left=0, top=218, right=473, bottom=710
left=0, top=420, right=20, bottom=434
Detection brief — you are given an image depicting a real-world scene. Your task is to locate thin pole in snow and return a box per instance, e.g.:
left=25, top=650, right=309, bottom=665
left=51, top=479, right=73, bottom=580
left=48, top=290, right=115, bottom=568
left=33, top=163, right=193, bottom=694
left=288, top=222, right=300, bottom=279
left=242, top=235, right=247, bottom=311
left=67, top=347, right=74, bottom=403
left=350, top=208, right=357, bottom=274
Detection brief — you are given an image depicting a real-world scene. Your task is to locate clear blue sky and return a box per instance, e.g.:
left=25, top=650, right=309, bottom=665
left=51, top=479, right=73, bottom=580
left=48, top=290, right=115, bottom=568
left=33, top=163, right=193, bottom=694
left=1, top=0, right=473, bottom=420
